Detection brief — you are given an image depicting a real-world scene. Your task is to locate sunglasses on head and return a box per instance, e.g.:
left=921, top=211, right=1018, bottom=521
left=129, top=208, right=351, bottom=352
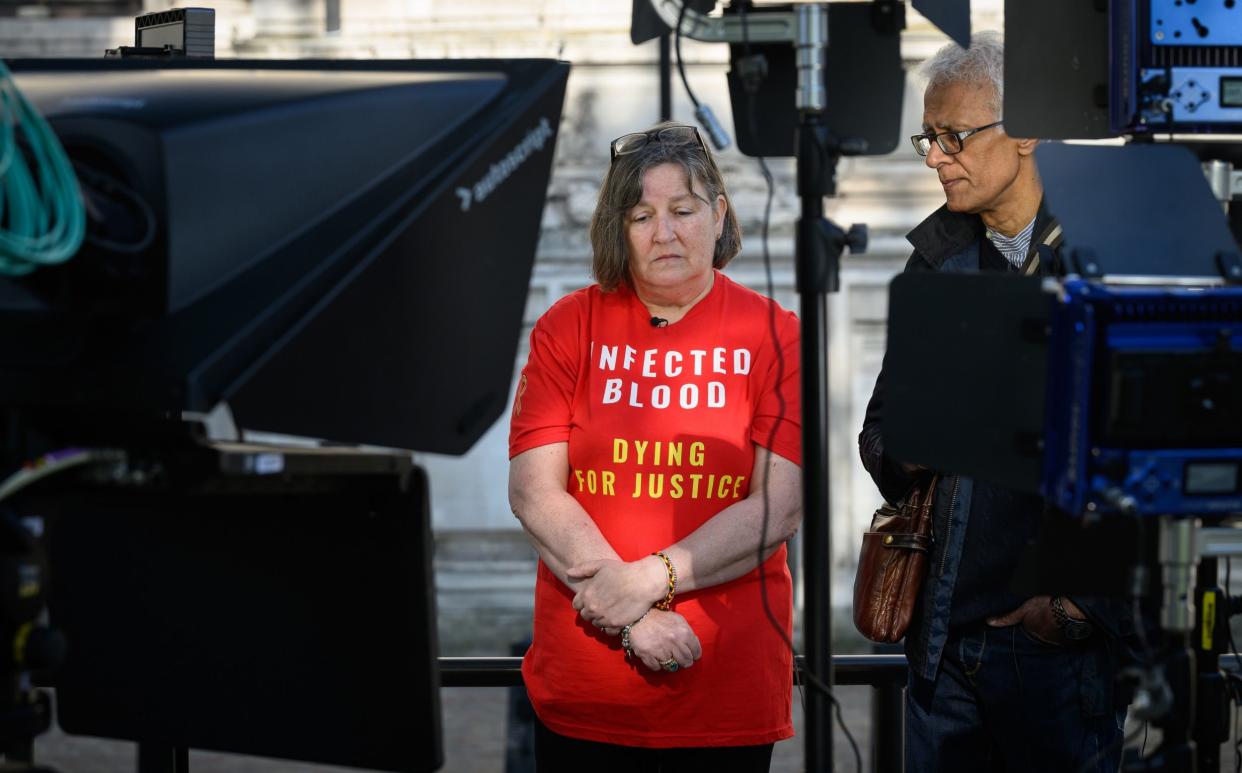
left=610, top=125, right=708, bottom=162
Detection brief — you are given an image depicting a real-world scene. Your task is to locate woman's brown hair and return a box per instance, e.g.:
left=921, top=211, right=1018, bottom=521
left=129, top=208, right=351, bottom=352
left=589, top=123, right=742, bottom=292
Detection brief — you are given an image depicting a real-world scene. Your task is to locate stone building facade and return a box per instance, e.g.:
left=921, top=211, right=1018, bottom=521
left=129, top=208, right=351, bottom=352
left=0, top=0, right=1003, bottom=652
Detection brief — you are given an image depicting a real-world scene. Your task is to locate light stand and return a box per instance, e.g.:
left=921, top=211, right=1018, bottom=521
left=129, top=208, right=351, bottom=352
left=791, top=6, right=868, bottom=770
left=652, top=3, right=869, bottom=767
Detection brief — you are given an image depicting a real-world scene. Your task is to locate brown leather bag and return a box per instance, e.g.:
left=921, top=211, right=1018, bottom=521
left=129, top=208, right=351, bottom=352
left=852, top=475, right=939, bottom=643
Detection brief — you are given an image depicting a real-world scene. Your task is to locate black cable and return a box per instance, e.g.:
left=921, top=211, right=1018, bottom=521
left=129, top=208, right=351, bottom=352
left=831, top=687, right=863, bottom=773
left=674, top=2, right=701, bottom=110
left=73, top=161, right=158, bottom=255
left=737, top=2, right=861, bottom=770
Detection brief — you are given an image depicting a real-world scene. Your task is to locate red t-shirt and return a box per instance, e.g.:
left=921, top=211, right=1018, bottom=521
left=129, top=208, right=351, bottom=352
left=509, top=270, right=801, bottom=748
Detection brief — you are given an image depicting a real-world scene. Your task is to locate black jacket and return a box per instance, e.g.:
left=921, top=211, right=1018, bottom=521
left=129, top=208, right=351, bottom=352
left=858, top=200, right=1131, bottom=684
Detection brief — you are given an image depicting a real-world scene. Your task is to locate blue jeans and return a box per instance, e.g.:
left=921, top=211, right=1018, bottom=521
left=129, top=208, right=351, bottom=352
left=906, top=622, right=1126, bottom=773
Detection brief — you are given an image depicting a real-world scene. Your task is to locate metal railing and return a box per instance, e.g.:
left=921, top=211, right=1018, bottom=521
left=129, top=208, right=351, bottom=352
left=134, top=654, right=909, bottom=773
left=438, top=653, right=909, bottom=773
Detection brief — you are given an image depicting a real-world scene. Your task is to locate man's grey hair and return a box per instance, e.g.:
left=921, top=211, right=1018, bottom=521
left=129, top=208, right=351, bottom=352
left=919, top=30, right=1004, bottom=119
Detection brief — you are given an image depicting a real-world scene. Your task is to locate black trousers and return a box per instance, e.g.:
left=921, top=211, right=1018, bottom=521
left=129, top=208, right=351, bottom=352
left=534, top=718, right=775, bottom=773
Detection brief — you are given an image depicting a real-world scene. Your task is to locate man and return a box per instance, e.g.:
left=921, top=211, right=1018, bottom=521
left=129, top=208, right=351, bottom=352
left=858, top=31, right=1130, bottom=772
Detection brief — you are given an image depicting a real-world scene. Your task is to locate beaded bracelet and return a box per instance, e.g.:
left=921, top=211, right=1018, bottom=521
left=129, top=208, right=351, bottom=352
left=652, top=551, right=677, bottom=610
left=620, top=609, right=650, bottom=659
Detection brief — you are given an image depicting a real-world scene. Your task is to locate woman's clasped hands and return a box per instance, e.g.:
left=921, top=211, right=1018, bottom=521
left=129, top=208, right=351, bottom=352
left=569, top=556, right=702, bottom=672
left=624, top=608, right=703, bottom=673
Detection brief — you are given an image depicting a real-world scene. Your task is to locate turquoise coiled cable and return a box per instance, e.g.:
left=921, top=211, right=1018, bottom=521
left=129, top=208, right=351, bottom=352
left=0, top=58, right=85, bottom=276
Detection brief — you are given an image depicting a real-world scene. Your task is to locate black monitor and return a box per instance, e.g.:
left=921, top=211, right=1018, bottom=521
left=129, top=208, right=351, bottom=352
left=38, top=445, right=441, bottom=771
left=3, top=58, right=569, bottom=455
left=0, top=56, right=570, bottom=772
left=724, top=2, right=905, bottom=157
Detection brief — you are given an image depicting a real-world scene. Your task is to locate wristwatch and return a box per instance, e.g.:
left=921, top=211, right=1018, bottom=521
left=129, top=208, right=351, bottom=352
left=1050, top=596, right=1094, bottom=641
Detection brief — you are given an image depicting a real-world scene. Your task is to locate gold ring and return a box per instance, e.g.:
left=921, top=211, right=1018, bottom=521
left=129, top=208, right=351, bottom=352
left=660, top=658, right=679, bottom=673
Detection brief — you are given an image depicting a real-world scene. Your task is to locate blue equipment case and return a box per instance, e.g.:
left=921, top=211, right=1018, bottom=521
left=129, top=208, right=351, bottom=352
left=1044, top=280, right=1242, bottom=516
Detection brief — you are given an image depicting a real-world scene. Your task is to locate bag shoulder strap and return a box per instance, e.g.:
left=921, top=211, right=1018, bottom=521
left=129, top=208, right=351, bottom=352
left=904, top=474, right=940, bottom=531
left=1020, top=221, right=1063, bottom=276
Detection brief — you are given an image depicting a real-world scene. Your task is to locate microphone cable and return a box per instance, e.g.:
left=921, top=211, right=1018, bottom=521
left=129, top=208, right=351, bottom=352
left=674, top=2, right=730, bottom=151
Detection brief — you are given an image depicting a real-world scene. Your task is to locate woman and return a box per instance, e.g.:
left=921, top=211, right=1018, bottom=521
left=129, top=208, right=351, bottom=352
left=508, top=122, right=802, bottom=772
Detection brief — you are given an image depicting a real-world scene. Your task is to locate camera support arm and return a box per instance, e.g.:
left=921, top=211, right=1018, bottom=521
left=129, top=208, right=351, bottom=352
left=647, top=0, right=798, bottom=43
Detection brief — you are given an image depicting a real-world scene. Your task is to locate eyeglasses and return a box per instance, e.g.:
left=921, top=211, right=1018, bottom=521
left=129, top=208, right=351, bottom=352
left=910, top=120, right=1004, bottom=156
left=610, top=125, right=707, bottom=162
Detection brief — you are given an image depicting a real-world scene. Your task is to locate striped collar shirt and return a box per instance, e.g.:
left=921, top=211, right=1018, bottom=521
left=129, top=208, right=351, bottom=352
left=985, top=216, right=1037, bottom=269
